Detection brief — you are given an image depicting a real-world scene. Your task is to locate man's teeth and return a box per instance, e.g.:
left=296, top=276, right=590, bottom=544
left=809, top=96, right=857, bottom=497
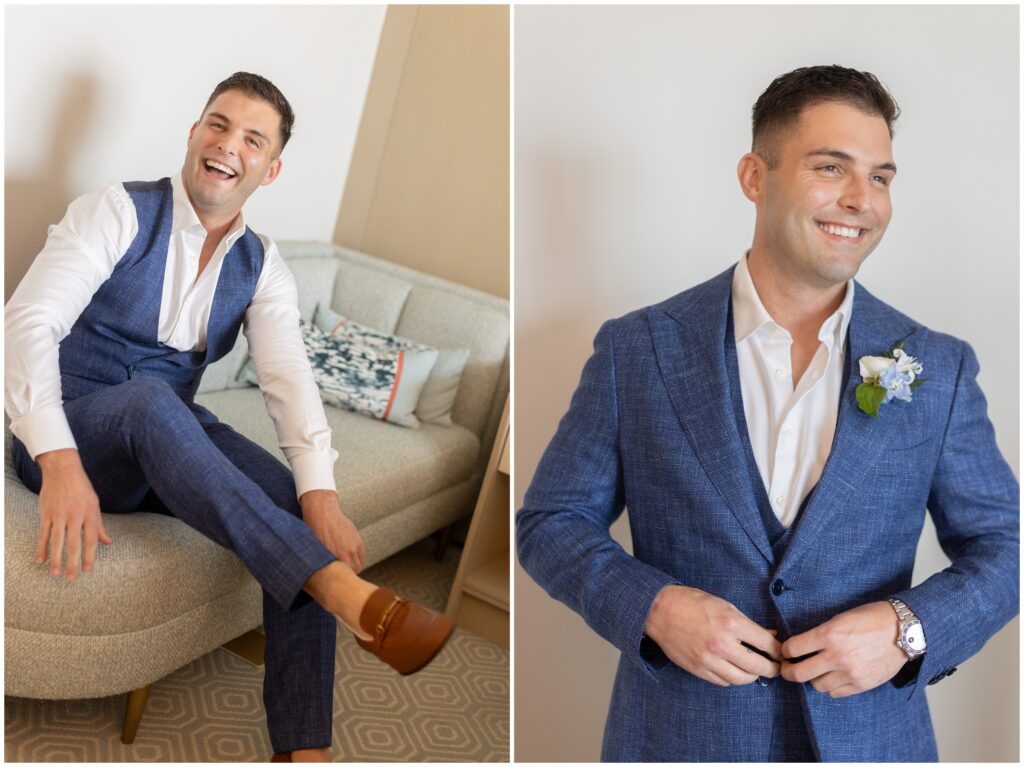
left=818, top=222, right=861, bottom=239
left=205, top=160, right=236, bottom=177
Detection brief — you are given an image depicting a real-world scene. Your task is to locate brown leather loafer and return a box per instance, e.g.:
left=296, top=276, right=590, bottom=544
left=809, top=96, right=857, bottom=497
left=354, top=587, right=454, bottom=674
left=269, top=753, right=291, bottom=762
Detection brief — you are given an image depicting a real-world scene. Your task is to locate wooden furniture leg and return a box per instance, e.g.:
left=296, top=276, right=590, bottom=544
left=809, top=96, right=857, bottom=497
left=122, top=684, right=152, bottom=744
left=434, top=524, right=453, bottom=561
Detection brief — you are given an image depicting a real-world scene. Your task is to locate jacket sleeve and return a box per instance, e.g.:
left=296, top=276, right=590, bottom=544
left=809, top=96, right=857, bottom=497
left=516, top=320, right=680, bottom=678
left=890, top=340, right=1019, bottom=699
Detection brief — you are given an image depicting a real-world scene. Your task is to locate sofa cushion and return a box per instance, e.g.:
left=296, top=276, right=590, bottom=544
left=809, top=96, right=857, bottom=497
left=4, top=430, right=257, bottom=637
left=395, top=285, right=508, bottom=438
left=313, top=303, right=471, bottom=427
left=194, top=388, right=481, bottom=527
left=287, top=256, right=341, bottom=323
left=332, top=260, right=412, bottom=334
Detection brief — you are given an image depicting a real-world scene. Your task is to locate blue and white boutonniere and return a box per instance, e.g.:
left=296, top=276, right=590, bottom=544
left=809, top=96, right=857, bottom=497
left=856, top=342, right=926, bottom=417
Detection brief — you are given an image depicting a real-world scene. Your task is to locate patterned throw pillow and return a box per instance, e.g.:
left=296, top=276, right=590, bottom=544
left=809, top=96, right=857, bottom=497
left=241, top=320, right=437, bottom=428
left=313, top=304, right=470, bottom=427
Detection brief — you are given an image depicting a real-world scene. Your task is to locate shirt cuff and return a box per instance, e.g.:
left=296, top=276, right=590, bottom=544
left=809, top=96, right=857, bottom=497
left=289, top=448, right=339, bottom=499
left=9, top=405, right=78, bottom=459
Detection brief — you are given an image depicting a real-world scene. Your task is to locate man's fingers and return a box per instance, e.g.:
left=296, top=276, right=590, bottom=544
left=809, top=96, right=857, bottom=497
left=707, top=656, right=758, bottom=686
left=729, top=640, right=781, bottom=678
left=49, top=523, right=66, bottom=576
left=36, top=517, right=52, bottom=564
left=782, top=625, right=826, bottom=660
left=735, top=620, right=783, bottom=662
left=809, top=670, right=847, bottom=694
left=83, top=523, right=99, bottom=574
left=65, top=523, right=82, bottom=581
left=97, top=514, right=112, bottom=545
left=827, top=684, right=861, bottom=699
left=782, top=651, right=834, bottom=684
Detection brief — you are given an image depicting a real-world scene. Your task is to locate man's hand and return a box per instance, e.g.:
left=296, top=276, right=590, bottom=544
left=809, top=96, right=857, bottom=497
left=300, top=489, right=365, bottom=573
left=36, top=448, right=112, bottom=582
left=644, top=584, right=782, bottom=686
left=780, top=601, right=908, bottom=698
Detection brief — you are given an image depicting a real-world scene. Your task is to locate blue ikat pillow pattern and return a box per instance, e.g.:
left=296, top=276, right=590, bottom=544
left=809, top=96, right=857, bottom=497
left=313, top=304, right=470, bottom=427
left=240, top=319, right=437, bottom=428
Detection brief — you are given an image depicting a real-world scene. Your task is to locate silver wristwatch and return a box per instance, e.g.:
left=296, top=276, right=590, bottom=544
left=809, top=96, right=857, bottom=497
left=889, top=598, right=927, bottom=659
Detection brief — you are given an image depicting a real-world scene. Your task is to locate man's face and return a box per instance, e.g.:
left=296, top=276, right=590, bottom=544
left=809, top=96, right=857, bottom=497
left=754, top=100, right=895, bottom=289
left=182, top=89, right=283, bottom=221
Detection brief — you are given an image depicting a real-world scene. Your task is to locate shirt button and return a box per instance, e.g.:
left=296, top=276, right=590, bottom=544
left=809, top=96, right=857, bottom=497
left=782, top=426, right=791, bottom=435
left=776, top=368, right=788, bottom=378
left=775, top=496, right=786, bottom=507
left=772, top=579, right=786, bottom=596
left=772, top=329, right=783, bottom=337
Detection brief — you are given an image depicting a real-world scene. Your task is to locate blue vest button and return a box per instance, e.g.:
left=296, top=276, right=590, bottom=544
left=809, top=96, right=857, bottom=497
left=771, top=579, right=786, bottom=596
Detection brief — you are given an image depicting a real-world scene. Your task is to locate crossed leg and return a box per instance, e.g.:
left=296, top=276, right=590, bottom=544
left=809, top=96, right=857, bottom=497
left=12, top=377, right=372, bottom=756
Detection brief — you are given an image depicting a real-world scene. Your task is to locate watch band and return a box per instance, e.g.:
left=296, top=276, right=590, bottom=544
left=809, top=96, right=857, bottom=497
left=889, top=598, right=915, bottom=622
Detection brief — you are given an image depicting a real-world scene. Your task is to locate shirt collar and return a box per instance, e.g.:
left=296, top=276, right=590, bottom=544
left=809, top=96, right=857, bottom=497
left=170, top=172, right=247, bottom=246
left=732, top=251, right=854, bottom=349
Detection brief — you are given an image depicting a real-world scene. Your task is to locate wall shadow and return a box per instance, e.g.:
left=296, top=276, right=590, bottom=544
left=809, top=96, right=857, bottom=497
left=5, top=73, right=97, bottom=301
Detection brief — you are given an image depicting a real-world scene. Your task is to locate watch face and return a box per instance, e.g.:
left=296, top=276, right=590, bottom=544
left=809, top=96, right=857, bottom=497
left=903, top=621, right=926, bottom=652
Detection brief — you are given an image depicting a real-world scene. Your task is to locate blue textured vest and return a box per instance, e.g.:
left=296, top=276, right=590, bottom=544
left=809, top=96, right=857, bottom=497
left=58, top=178, right=265, bottom=405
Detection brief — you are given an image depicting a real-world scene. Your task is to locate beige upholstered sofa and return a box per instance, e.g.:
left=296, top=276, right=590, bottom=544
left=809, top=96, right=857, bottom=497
left=4, top=242, right=510, bottom=740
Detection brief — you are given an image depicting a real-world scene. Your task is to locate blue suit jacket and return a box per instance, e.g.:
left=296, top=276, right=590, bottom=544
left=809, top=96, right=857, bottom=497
left=516, top=265, right=1019, bottom=761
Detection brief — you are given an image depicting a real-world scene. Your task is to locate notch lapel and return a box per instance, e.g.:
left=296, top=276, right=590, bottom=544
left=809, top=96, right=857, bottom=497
left=775, top=282, right=921, bottom=576
left=649, top=267, right=775, bottom=565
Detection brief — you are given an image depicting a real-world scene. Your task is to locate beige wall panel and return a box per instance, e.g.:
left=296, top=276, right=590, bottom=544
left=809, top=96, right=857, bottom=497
left=336, top=5, right=509, bottom=299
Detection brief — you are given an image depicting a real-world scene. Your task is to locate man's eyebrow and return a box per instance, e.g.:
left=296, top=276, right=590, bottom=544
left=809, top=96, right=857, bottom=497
left=206, top=112, right=270, bottom=143
left=806, top=148, right=897, bottom=174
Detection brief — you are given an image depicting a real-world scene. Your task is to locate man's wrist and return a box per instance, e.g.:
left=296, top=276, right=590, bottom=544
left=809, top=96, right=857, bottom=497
left=36, top=448, right=83, bottom=474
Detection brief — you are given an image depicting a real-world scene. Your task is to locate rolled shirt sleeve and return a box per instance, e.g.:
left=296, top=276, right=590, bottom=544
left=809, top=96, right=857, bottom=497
left=4, top=183, right=137, bottom=458
left=244, top=237, right=339, bottom=498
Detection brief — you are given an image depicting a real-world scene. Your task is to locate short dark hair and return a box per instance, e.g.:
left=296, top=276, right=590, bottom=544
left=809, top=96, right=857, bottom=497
left=751, top=65, right=900, bottom=169
left=202, top=72, right=294, bottom=154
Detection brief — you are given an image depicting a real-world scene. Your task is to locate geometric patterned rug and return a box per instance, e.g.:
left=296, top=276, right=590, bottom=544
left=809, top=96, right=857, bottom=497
left=4, top=539, right=509, bottom=762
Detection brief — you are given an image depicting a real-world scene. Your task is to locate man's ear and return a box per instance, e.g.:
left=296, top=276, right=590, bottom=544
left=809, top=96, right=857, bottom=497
left=737, top=152, right=767, bottom=204
left=260, top=157, right=282, bottom=187
left=188, top=121, right=199, bottom=142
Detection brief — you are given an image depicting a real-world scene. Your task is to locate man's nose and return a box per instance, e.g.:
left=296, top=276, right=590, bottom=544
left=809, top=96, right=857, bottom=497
left=837, top=176, right=871, bottom=213
left=217, top=131, right=241, bottom=155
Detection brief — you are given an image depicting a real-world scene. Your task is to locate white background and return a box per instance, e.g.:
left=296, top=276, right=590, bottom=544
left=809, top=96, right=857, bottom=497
left=5, top=4, right=386, bottom=275
left=515, top=5, right=1018, bottom=762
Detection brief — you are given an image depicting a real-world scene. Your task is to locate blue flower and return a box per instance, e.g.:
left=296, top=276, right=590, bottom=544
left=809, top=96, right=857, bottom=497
left=880, top=366, right=913, bottom=403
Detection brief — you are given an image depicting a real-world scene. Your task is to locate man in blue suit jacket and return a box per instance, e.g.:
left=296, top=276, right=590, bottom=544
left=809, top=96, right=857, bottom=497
left=516, top=65, right=1019, bottom=761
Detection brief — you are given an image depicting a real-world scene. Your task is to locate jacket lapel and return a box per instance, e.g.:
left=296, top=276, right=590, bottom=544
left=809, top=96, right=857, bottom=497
left=649, top=266, right=775, bottom=565
left=776, top=281, right=922, bottom=575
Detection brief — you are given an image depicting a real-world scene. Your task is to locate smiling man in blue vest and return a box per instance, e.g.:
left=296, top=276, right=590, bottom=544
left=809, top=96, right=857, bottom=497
left=5, top=72, right=453, bottom=762
left=517, top=65, right=1018, bottom=761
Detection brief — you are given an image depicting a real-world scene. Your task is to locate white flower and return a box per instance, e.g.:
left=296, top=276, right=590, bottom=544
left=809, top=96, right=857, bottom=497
left=892, top=348, right=924, bottom=382
left=859, top=355, right=894, bottom=381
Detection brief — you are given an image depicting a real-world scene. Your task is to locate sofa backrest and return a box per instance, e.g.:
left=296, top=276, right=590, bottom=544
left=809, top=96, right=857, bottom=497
left=201, top=242, right=509, bottom=475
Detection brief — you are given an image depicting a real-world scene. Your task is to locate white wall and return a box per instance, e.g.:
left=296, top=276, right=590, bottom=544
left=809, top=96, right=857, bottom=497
left=515, top=5, right=1018, bottom=762
left=5, top=4, right=386, bottom=297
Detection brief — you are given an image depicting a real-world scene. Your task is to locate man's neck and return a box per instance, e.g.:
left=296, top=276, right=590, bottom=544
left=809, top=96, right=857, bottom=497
left=745, top=248, right=847, bottom=341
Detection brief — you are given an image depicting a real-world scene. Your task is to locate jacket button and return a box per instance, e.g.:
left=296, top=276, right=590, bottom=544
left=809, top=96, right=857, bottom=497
left=756, top=676, right=770, bottom=687
left=771, top=579, right=786, bottom=596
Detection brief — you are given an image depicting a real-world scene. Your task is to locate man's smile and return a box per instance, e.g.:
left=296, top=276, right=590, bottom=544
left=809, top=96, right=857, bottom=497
left=202, top=157, right=238, bottom=181
left=815, top=220, right=868, bottom=242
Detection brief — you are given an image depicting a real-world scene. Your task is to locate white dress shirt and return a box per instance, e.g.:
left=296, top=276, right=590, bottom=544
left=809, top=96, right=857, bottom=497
left=732, top=252, right=854, bottom=528
left=4, top=173, right=338, bottom=498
